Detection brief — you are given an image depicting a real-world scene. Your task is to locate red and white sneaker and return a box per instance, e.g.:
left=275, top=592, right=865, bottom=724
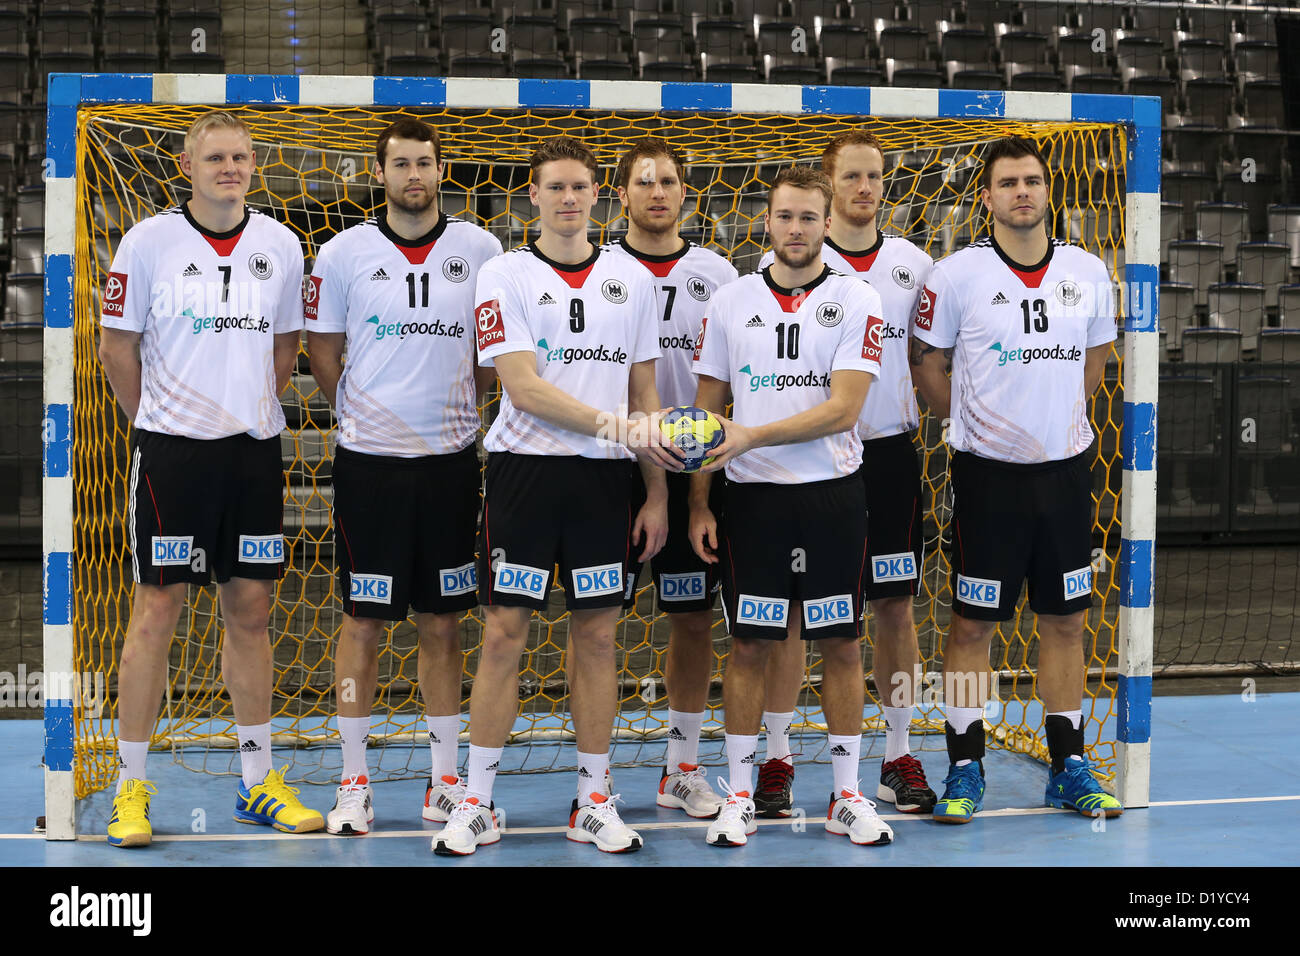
left=567, top=792, right=643, bottom=853
left=826, top=788, right=893, bottom=845
left=326, top=775, right=374, bottom=835
left=431, top=796, right=500, bottom=856
left=423, top=774, right=466, bottom=822
left=707, top=779, right=758, bottom=847
left=656, top=763, right=724, bottom=818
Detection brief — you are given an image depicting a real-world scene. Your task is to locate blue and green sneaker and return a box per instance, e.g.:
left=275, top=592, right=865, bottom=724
left=933, top=762, right=984, bottom=824
left=1046, top=756, right=1124, bottom=818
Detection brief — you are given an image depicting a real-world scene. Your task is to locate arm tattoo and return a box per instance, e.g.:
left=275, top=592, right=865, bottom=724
left=909, top=337, right=940, bottom=366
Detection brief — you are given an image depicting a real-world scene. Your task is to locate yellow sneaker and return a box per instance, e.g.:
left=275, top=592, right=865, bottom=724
left=234, top=766, right=324, bottom=833
left=107, top=779, right=157, bottom=848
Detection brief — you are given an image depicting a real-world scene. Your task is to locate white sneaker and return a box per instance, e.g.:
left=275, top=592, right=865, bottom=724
left=423, top=774, right=465, bottom=822
left=431, top=797, right=500, bottom=856
left=657, top=762, right=725, bottom=818
left=567, top=793, right=643, bottom=853
left=706, top=779, right=757, bottom=847
left=825, top=788, right=893, bottom=845
left=326, top=778, right=374, bottom=835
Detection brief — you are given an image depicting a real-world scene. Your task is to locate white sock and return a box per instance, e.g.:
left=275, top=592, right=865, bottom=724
left=338, top=715, right=370, bottom=783
left=117, top=739, right=148, bottom=793
left=465, top=744, right=503, bottom=805
left=828, top=733, right=862, bottom=795
left=665, top=709, right=705, bottom=771
left=426, top=714, right=460, bottom=781
left=882, top=705, right=913, bottom=764
left=726, top=733, right=759, bottom=796
left=236, top=722, right=273, bottom=788
left=576, top=750, right=610, bottom=807
left=946, top=705, right=984, bottom=735
left=762, top=710, right=795, bottom=761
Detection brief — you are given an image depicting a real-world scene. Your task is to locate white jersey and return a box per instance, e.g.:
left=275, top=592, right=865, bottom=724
left=693, top=266, right=883, bottom=484
left=308, top=213, right=502, bottom=456
left=912, top=236, right=1117, bottom=464
left=100, top=204, right=304, bottom=440
left=603, top=238, right=738, bottom=408
left=763, top=235, right=930, bottom=440
left=475, top=243, right=659, bottom=459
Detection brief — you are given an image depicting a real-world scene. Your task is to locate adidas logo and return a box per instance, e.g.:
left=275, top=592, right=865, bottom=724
left=182, top=263, right=201, bottom=276
left=538, top=291, right=557, bottom=305
left=469, top=815, right=488, bottom=835
left=239, top=740, right=261, bottom=753
left=370, top=268, right=390, bottom=281
left=991, top=291, right=1009, bottom=305
left=428, top=731, right=440, bottom=743
left=578, top=767, right=593, bottom=778
left=667, top=727, right=686, bottom=741
left=741, top=753, right=755, bottom=765
left=486, top=761, right=499, bottom=772
left=745, top=314, right=765, bottom=328
left=830, top=744, right=850, bottom=757
left=836, top=807, right=857, bottom=826
left=584, top=816, right=605, bottom=834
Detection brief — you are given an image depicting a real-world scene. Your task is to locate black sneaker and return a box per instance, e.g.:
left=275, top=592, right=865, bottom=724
left=753, top=757, right=794, bottom=818
left=877, top=754, right=938, bottom=813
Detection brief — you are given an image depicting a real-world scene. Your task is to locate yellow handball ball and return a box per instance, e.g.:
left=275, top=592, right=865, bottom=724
left=659, top=406, right=725, bottom=473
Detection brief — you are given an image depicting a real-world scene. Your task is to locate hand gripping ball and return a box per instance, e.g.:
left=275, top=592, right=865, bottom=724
left=659, top=406, right=725, bottom=473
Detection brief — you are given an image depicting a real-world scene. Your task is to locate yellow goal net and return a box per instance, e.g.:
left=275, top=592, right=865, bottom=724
left=69, top=104, right=1126, bottom=797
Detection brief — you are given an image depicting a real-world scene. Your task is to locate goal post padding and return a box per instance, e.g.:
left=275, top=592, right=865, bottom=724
left=42, top=74, right=1158, bottom=839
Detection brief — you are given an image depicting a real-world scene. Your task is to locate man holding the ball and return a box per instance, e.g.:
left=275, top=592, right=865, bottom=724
left=605, top=137, right=738, bottom=819
left=689, top=166, right=893, bottom=848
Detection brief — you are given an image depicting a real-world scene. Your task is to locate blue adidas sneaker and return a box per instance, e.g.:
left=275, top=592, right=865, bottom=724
left=1046, top=756, right=1124, bottom=818
left=933, top=762, right=984, bottom=824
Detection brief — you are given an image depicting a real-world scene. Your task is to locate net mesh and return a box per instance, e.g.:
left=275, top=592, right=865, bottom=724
left=70, top=104, right=1127, bottom=797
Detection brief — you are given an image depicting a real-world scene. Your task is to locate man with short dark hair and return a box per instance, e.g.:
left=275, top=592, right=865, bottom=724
left=307, top=118, right=502, bottom=835
left=910, top=136, right=1123, bottom=823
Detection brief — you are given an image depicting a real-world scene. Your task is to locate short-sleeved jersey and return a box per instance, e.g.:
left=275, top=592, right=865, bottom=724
left=308, top=213, right=502, bottom=456
left=100, top=204, right=304, bottom=440
left=693, top=265, right=883, bottom=484
left=912, top=236, right=1117, bottom=464
left=603, top=238, right=739, bottom=408
left=761, top=234, right=931, bottom=440
left=475, top=243, right=659, bottom=459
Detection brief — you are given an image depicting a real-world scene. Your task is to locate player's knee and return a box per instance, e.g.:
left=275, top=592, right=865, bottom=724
left=870, top=595, right=914, bottom=634
left=669, top=610, right=714, bottom=643
left=1037, top=612, right=1086, bottom=644
left=728, top=636, right=772, bottom=669
left=129, top=583, right=186, bottom=635
left=414, top=612, right=461, bottom=647
left=344, top=614, right=387, bottom=644
left=817, top=636, right=862, bottom=669
left=948, top=613, right=996, bottom=647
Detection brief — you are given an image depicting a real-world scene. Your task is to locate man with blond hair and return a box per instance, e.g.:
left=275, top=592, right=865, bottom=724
left=98, top=110, right=320, bottom=846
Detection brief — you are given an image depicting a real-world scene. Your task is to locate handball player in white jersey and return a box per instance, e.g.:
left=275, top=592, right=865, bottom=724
left=306, top=119, right=502, bottom=835
left=689, top=166, right=893, bottom=848
left=431, top=136, right=680, bottom=856
left=605, top=136, right=737, bottom=819
left=97, top=111, right=320, bottom=846
left=910, top=136, right=1122, bottom=823
left=754, top=131, right=939, bottom=817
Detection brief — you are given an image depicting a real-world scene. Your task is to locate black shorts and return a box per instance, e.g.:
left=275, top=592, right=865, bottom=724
left=949, top=451, right=1095, bottom=621
left=331, top=444, right=480, bottom=620
left=127, top=428, right=284, bottom=586
left=478, top=452, right=639, bottom=612
left=629, top=471, right=723, bottom=613
left=860, top=432, right=925, bottom=602
left=719, top=473, right=867, bottom=641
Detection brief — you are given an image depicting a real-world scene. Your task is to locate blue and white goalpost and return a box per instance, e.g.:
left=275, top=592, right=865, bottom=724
left=42, top=74, right=1158, bottom=838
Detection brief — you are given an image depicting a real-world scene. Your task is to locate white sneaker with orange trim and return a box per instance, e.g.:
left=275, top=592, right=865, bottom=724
left=423, top=774, right=465, bottom=822
left=567, top=792, right=643, bottom=853
left=706, top=779, right=758, bottom=847
left=326, top=775, right=374, bottom=835
left=825, top=788, right=893, bottom=845
left=431, top=797, right=500, bottom=856
left=656, top=763, right=724, bottom=818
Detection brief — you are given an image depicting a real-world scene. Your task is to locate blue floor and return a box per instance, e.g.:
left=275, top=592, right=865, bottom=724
left=3, top=692, right=1297, bottom=866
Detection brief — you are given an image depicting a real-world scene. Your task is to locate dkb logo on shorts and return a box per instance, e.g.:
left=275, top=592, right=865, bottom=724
left=1063, top=566, right=1092, bottom=599
left=350, top=573, right=393, bottom=604
left=660, top=571, right=706, bottom=602
left=956, top=574, right=1001, bottom=608
left=440, top=561, right=477, bottom=597
left=803, top=593, right=854, bottom=629
left=737, top=594, right=788, bottom=628
left=495, top=561, right=548, bottom=598
left=872, top=552, right=917, bottom=583
left=238, top=534, right=284, bottom=564
left=151, top=535, right=193, bottom=566
left=572, top=563, right=623, bottom=597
